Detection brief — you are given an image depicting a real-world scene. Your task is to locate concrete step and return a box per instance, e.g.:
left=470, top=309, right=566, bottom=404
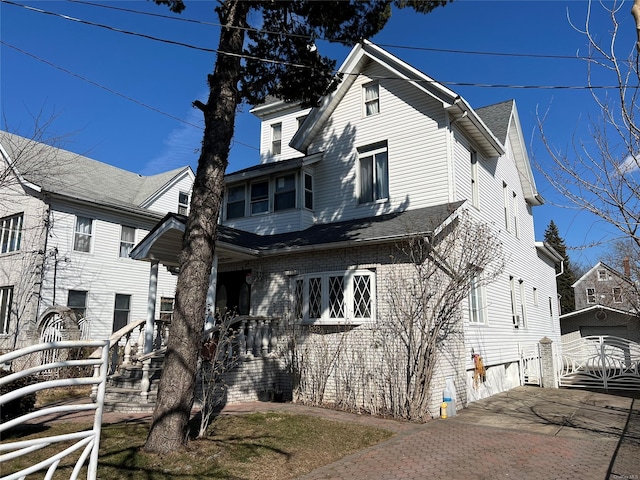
left=103, top=400, right=156, bottom=414
left=105, top=386, right=158, bottom=404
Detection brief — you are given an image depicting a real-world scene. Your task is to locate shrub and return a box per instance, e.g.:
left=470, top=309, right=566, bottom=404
left=0, top=369, right=38, bottom=422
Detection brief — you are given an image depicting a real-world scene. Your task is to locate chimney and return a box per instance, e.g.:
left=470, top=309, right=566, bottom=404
left=623, top=256, right=631, bottom=277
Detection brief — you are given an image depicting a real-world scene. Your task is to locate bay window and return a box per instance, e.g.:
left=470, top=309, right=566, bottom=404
left=293, top=270, right=375, bottom=323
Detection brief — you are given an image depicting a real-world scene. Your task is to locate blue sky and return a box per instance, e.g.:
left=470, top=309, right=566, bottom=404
left=1, top=0, right=636, bottom=268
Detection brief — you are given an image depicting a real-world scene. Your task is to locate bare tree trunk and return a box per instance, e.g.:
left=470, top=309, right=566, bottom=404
left=144, top=0, right=247, bottom=453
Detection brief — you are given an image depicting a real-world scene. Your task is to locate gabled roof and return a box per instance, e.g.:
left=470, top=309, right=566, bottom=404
left=132, top=202, right=463, bottom=266
left=476, top=100, right=543, bottom=206
left=572, top=261, right=633, bottom=288
left=0, top=130, right=193, bottom=215
left=559, top=304, right=637, bottom=320
left=290, top=40, right=504, bottom=159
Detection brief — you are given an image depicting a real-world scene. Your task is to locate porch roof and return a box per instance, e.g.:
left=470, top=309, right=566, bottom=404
left=130, top=201, right=463, bottom=267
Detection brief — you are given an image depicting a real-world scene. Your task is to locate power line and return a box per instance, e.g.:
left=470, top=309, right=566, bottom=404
left=1, top=40, right=260, bottom=151
left=66, top=0, right=603, bottom=63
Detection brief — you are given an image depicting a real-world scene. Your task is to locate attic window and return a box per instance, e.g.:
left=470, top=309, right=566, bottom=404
left=363, top=82, right=380, bottom=116
left=178, top=191, right=189, bottom=215
left=271, top=123, right=282, bottom=155
left=597, top=269, right=608, bottom=281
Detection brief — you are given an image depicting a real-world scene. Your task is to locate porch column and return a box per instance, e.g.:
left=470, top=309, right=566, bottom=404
left=539, top=336, right=558, bottom=388
left=205, top=252, right=218, bottom=330
left=144, top=261, right=159, bottom=354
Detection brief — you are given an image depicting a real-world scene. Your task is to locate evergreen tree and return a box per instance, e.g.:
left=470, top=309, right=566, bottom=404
left=145, top=0, right=451, bottom=453
left=544, top=220, right=577, bottom=314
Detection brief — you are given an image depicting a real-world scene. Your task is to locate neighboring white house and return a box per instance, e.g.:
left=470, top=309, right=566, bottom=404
left=0, top=130, right=194, bottom=354
left=132, top=41, right=562, bottom=415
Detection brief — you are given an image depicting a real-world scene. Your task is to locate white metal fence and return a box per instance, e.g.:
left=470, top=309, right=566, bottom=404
left=0, top=340, right=110, bottom=480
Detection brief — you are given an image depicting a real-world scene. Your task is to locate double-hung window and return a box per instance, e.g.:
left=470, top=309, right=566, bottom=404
left=358, top=142, right=388, bottom=204
left=160, top=297, right=175, bottom=322
left=613, top=287, right=623, bottom=303
left=271, top=123, right=282, bottom=155
left=0, top=286, right=13, bottom=335
left=250, top=181, right=269, bottom=215
left=119, top=226, right=135, bottom=258
left=304, top=173, right=313, bottom=210
left=586, top=288, right=596, bottom=304
left=178, top=191, right=189, bottom=215
left=67, top=290, right=87, bottom=319
left=0, top=213, right=23, bottom=254
left=363, top=82, right=380, bottom=116
left=226, top=185, right=246, bottom=219
left=73, top=216, right=93, bottom=253
left=293, top=270, right=375, bottom=323
left=502, top=182, right=510, bottom=232
left=113, top=294, right=131, bottom=332
left=468, top=275, right=486, bottom=324
left=274, top=174, right=296, bottom=211
left=597, top=269, right=608, bottom=281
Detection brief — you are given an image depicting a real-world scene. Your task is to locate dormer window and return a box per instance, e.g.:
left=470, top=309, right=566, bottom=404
left=363, top=82, right=380, bottom=116
left=271, top=123, right=282, bottom=155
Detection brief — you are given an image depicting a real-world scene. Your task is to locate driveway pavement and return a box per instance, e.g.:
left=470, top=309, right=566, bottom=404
left=290, top=386, right=640, bottom=480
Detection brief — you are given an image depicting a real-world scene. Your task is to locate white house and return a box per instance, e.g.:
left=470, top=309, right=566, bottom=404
left=132, top=41, right=562, bottom=416
left=0, top=130, right=194, bottom=354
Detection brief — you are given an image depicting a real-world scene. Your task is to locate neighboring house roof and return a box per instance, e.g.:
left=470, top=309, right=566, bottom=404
left=572, top=261, right=633, bottom=288
left=0, top=130, right=193, bottom=217
left=559, top=304, right=637, bottom=320
left=132, top=201, right=464, bottom=266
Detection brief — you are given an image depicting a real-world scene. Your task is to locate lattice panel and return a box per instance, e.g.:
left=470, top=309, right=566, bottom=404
left=353, top=275, right=371, bottom=318
left=329, top=276, right=345, bottom=318
left=309, top=277, right=322, bottom=319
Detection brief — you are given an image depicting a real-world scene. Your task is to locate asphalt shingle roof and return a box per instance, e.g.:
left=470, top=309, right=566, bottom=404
left=475, top=100, right=514, bottom=145
left=1, top=131, right=187, bottom=210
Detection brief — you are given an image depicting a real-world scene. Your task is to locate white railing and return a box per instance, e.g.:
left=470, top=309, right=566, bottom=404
left=519, top=343, right=542, bottom=386
left=0, top=340, right=110, bottom=480
left=219, top=316, right=280, bottom=361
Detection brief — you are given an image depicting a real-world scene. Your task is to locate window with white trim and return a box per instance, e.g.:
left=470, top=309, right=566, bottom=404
left=597, top=269, right=609, bottom=281
left=470, top=151, right=479, bottom=208
left=519, top=279, right=527, bottom=328
left=73, top=216, right=93, bottom=253
left=160, top=297, right=174, bottom=322
left=226, top=184, right=246, bottom=219
left=271, top=122, right=282, bottom=155
left=586, top=288, right=596, bottom=304
left=119, top=226, right=135, bottom=258
left=533, top=287, right=538, bottom=306
left=358, top=142, right=388, bottom=204
left=178, top=191, right=189, bottom=215
left=510, top=275, right=520, bottom=328
left=274, top=173, right=296, bottom=211
left=0, top=286, right=13, bottom=335
left=250, top=181, right=269, bottom=215
left=363, top=82, right=380, bottom=116
left=293, top=270, right=375, bottom=323
left=0, top=213, right=23, bottom=254
left=468, top=275, right=486, bottom=324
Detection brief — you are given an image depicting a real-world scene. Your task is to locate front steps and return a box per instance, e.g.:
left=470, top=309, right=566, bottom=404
left=103, top=355, right=164, bottom=413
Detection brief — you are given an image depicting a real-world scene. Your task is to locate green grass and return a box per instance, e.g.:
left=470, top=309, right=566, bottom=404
left=2, top=412, right=393, bottom=479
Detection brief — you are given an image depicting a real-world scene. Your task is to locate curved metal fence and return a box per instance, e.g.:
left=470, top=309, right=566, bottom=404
left=0, top=340, right=109, bottom=480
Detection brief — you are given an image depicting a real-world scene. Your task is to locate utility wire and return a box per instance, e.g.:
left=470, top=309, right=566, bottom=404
left=0, top=41, right=260, bottom=151
left=7, top=0, right=611, bottom=65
